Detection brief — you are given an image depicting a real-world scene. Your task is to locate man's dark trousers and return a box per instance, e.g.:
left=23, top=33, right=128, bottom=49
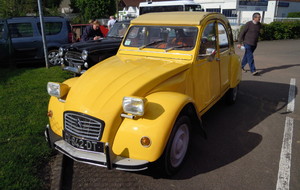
left=241, top=43, right=257, bottom=73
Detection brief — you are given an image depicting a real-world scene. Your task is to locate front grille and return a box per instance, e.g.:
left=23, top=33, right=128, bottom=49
left=65, top=51, right=84, bottom=66
left=64, top=111, right=105, bottom=141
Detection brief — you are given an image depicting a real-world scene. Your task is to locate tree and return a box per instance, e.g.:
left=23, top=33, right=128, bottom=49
left=71, top=0, right=116, bottom=22
left=0, top=0, right=62, bottom=18
left=0, top=0, right=37, bottom=18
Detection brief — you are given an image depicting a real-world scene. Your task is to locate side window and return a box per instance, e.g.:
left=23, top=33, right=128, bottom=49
left=38, top=22, right=62, bottom=35
left=8, top=23, right=33, bottom=38
left=218, top=23, right=229, bottom=52
left=199, top=22, right=217, bottom=57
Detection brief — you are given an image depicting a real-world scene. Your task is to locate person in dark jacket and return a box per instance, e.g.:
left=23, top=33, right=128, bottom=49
left=81, top=20, right=104, bottom=41
left=238, top=12, right=262, bottom=75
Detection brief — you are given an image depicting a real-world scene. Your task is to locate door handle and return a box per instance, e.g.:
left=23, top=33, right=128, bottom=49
left=216, top=58, right=220, bottom=61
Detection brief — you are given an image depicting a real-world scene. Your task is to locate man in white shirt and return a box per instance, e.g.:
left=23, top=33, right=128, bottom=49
left=107, top=16, right=116, bottom=30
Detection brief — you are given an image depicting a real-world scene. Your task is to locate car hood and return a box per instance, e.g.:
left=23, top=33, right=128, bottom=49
left=64, top=55, right=190, bottom=142
left=68, top=37, right=122, bottom=53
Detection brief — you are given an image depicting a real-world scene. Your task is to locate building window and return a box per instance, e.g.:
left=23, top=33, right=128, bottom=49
left=222, top=9, right=237, bottom=17
left=206, top=8, right=221, bottom=13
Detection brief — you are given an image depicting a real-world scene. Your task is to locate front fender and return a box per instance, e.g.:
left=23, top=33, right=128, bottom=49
left=112, top=92, right=193, bottom=162
left=48, top=77, right=79, bottom=136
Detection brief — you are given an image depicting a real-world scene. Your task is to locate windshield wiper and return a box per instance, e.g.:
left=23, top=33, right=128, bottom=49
left=139, top=39, right=165, bottom=50
left=165, top=45, right=192, bottom=52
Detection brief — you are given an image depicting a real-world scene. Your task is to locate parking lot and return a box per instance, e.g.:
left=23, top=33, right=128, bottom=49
left=53, top=39, right=300, bottom=190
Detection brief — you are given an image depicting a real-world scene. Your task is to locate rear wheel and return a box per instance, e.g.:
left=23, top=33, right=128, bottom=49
left=226, top=85, right=239, bottom=105
left=162, top=115, right=191, bottom=176
left=48, top=49, right=61, bottom=66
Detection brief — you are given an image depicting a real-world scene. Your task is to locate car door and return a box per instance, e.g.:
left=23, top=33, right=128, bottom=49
left=8, top=21, right=40, bottom=60
left=0, top=19, right=12, bottom=64
left=217, top=22, right=231, bottom=92
left=193, top=20, right=221, bottom=111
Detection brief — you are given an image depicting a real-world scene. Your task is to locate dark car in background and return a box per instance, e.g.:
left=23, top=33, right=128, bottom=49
left=59, top=20, right=130, bottom=74
left=0, top=19, right=13, bottom=66
left=0, top=16, right=72, bottom=66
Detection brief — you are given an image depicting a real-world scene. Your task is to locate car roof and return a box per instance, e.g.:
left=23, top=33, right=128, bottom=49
left=131, top=12, right=227, bottom=26
left=7, top=16, right=67, bottom=22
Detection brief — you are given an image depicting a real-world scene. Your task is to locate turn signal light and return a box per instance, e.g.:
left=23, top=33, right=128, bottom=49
left=140, top=136, right=151, bottom=147
left=47, top=110, right=53, bottom=118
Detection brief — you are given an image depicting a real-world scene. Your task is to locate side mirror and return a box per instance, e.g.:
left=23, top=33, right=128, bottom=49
left=205, top=48, right=216, bottom=56
left=199, top=48, right=216, bottom=57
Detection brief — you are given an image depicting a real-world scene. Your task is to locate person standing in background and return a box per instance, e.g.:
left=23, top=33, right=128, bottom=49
left=238, top=12, right=262, bottom=76
left=107, top=16, right=116, bottom=30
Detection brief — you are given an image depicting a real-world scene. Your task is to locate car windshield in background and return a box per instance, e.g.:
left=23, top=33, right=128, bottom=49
left=124, top=26, right=198, bottom=51
left=107, top=22, right=130, bottom=38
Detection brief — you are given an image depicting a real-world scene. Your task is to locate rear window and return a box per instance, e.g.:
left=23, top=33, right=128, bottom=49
left=8, top=23, right=33, bottom=38
left=38, top=22, right=62, bottom=35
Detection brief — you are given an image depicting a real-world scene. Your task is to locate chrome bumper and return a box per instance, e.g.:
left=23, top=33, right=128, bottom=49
left=45, top=125, right=149, bottom=171
left=62, top=66, right=86, bottom=74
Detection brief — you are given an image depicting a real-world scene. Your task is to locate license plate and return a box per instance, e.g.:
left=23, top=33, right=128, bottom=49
left=63, top=131, right=104, bottom=153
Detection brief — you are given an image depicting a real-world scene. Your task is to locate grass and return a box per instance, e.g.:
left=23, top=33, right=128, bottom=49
left=0, top=66, right=71, bottom=190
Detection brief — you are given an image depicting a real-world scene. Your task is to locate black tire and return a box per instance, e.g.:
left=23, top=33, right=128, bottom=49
left=226, top=85, right=239, bottom=105
left=161, top=115, right=191, bottom=176
left=48, top=49, right=61, bottom=66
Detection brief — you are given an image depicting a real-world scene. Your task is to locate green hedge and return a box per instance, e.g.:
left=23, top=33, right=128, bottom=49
left=260, top=21, right=300, bottom=40
left=288, top=12, right=300, bottom=18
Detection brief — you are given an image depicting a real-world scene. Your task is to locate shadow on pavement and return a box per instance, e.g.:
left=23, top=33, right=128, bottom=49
left=257, top=64, right=300, bottom=75
left=169, top=80, right=297, bottom=180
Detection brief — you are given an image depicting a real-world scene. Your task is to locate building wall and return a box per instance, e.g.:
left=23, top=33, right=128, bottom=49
left=195, top=0, right=300, bottom=24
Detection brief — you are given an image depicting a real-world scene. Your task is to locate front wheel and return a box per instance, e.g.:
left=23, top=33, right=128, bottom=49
left=161, top=115, right=191, bottom=176
left=48, top=49, right=61, bottom=66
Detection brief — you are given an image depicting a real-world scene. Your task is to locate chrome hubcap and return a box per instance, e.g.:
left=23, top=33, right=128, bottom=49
left=170, top=124, right=189, bottom=168
left=48, top=51, right=61, bottom=65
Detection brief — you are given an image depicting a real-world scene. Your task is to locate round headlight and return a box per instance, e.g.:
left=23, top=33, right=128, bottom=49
left=82, top=50, right=88, bottom=60
left=58, top=47, right=64, bottom=57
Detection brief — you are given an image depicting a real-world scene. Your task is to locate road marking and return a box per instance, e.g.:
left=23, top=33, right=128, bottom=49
left=276, top=78, right=296, bottom=190
left=287, top=78, right=296, bottom=112
left=276, top=117, right=294, bottom=190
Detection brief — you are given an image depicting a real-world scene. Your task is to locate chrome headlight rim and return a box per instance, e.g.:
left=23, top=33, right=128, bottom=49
left=58, top=47, right=64, bottom=57
left=82, top=50, right=88, bottom=61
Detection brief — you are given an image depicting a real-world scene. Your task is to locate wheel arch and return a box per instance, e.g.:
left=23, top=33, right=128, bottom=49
left=112, top=92, right=206, bottom=162
left=179, top=103, right=206, bottom=139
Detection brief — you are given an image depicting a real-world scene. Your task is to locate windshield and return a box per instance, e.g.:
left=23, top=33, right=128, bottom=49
left=123, top=26, right=198, bottom=51
left=107, top=22, right=130, bottom=38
